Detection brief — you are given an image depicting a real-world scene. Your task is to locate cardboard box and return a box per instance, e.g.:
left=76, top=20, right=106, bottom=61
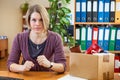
left=70, top=53, right=114, bottom=80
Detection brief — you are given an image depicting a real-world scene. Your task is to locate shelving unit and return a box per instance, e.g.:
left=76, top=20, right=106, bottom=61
left=20, top=17, right=26, bottom=32
left=75, top=22, right=120, bottom=25
left=22, top=15, right=28, bottom=32
left=0, top=39, right=8, bottom=58
left=74, top=0, right=120, bottom=53
left=109, top=51, right=120, bottom=54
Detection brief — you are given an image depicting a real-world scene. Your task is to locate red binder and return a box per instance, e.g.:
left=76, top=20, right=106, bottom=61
left=119, top=54, right=120, bottom=72
left=114, top=54, right=119, bottom=73
left=92, top=27, right=98, bottom=44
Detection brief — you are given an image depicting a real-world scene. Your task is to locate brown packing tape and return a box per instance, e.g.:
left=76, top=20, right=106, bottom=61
left=103, top=54, right=109, bottom=62
left=103, top=72, right=109, bottom=80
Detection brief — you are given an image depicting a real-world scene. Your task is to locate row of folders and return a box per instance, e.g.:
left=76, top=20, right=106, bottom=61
left=76, top=0, right=120, bottom=22
left=75, top=25, right=120, bottom=51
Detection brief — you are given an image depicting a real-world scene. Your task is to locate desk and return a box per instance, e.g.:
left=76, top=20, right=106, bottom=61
left=0, top=71, right=120, bottom=80
left=0, top=71, right=67, bottom=80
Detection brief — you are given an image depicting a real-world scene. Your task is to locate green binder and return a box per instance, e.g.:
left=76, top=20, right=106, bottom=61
left=109, top=27, right=117, bottom=51
left=80, top=26, right=86, bottom=51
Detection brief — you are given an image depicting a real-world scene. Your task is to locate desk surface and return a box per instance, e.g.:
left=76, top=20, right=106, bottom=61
left=0, top=71, right=120, bottom=80
left=0, top=71, right=67, bottom=80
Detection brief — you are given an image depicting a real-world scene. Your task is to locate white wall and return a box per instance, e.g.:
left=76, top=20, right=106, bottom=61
left=0, top=0, right=74, bottom=53
left=0, top=0, right=49, bottom=53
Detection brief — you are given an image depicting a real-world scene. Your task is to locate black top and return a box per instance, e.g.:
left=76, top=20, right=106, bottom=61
left=28, top=38, right=46, bottom=59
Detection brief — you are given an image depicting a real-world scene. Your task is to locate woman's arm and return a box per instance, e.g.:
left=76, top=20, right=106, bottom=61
left=9, top=61, right=34, bottom=72
left=36, top=33, right=66, bottom=73
left=52, top=34, right=66, bottom=73
left=7, top=34, right=21, bottom=71
left=49, top=62, right=64, bottom=72
left=37, top=55, right=64, bottom=73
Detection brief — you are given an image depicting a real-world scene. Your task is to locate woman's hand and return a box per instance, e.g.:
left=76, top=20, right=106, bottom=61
left=9, top=61, right=34, bottom=72
left=36, top=55, right=65, bottom=72
left=37, top=55, right=51, bottom=68
left=21, top=61, right=34, bottom=71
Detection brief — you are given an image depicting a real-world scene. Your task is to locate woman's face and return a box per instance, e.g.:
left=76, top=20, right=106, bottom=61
left=30, top=12, right=44, bottom=33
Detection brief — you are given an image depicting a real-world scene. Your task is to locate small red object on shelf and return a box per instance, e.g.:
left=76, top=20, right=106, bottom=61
left=85, top=43, right=103, bottom=54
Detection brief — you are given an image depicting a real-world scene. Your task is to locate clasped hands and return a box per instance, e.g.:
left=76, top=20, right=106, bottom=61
left=21, top=55, right=51, bottom=71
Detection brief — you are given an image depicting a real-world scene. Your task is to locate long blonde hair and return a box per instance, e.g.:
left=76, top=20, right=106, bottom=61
left=26, top=4, right=49, bottom=31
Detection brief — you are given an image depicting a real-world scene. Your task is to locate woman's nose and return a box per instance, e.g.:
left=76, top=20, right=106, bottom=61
left=36, top=20, right=40, bottom=25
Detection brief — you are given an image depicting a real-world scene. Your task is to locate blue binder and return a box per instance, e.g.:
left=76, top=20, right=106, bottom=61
left=81, top=0, right=87, bottom=22
left=76, top=0, right=81, bottom=22
left=98, top=0, right=104, bottom=22
left=115, top=27, right=120, bottom=50
left=98, top=27, right=105, bottom=49
left=104, top=0, right=110, bottom=22
left=103, top=27, right=110, bottom=50
left=86, top=26, right=92, bottom=49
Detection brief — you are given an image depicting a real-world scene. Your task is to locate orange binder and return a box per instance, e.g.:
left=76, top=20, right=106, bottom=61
left=115, top=0, right=120, bottom=23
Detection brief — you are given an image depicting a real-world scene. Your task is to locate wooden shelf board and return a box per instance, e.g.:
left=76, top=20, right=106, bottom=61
left=109, top=51, right=120, bottom=54
left=75, top=22, right=120, bottom=25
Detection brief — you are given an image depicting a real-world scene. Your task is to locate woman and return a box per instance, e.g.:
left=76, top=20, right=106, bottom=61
left=7, top=4, right=66, bottom=73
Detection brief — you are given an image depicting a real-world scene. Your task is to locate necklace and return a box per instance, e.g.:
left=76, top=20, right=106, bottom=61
left=37, top=45, right=39, bottom=50
left=30, top=31, right=47, bottom=50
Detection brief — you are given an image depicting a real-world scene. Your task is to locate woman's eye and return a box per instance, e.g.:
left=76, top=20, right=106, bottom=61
left=39, top=19, right=43, bottom=22
left=32, top=19, right=36, bottom=22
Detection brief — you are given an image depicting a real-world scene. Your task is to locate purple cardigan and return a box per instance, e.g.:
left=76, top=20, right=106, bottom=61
left=7, top=30, right=66, bottom=71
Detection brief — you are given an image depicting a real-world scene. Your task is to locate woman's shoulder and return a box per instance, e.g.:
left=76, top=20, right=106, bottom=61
left=15, top=30, right=29, bottom=39
left=47, top=30, right=62, bottom=41
left=48, top=30, right=61, bottom=38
